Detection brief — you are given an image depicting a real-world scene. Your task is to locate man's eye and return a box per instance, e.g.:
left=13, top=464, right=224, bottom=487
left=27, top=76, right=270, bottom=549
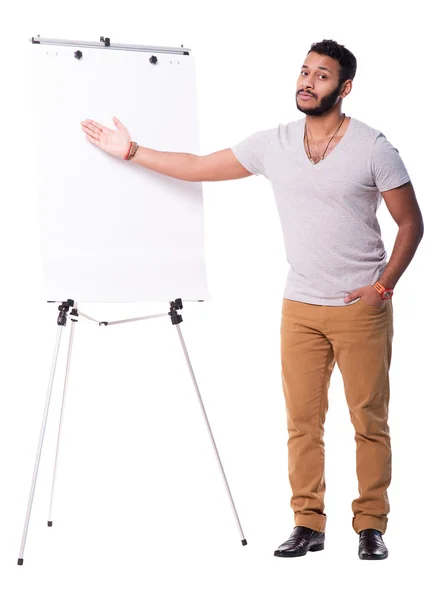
left=301, top=71, right=327, bottom=79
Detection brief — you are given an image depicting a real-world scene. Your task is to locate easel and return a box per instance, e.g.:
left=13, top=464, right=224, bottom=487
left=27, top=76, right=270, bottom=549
left=17, top=299, right=247, bottom=565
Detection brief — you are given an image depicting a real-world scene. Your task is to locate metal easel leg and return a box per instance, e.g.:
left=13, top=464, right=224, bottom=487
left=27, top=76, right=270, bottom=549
left=47, top=304, right=79, bottom=528
left=168, top=299, right=247, bottom=546
left=17, top=299, right=74, bottom=565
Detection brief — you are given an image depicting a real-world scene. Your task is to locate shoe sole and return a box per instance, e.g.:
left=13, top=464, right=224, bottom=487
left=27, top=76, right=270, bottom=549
left=359, top=552, right=388, bottom=560
left=274, top=542, right=325, bottom=558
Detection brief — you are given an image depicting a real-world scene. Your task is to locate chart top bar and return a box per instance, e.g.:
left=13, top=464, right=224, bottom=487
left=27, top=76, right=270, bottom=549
left=30, top=36, right=191, bottom=55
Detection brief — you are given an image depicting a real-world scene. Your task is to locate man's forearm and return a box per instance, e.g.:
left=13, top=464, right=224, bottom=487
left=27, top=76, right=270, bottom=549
left=377, top=223, right=424, bottom=289
left=131, top=146, right=199, bottom=181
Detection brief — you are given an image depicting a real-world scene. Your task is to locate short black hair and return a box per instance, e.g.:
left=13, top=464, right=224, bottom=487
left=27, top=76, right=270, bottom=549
left=308, top=39, right=357, bottom=88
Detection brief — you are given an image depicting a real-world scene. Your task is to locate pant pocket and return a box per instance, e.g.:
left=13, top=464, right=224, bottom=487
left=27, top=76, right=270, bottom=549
left=358, top=297, right=386, bottom=312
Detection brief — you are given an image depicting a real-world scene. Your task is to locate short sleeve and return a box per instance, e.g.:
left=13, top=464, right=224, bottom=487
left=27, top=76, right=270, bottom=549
left=230, top=128, right=273, bottom=178
left=371, top=133, right=411, bottom=193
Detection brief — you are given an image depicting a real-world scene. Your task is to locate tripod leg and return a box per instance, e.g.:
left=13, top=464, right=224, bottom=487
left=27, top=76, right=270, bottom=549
left=174, top=323, right=247, bottom=546
left=47, top=316, right=77, bottom=527
left=17, top=325, right=64, bottom=565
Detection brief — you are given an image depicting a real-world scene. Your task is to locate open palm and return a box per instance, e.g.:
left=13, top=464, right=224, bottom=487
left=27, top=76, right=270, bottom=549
left=80, top=116, right=131, bottom=159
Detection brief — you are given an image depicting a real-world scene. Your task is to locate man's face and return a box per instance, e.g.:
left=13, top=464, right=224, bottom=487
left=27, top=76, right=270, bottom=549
left=296, top=52, right=344, bottom=116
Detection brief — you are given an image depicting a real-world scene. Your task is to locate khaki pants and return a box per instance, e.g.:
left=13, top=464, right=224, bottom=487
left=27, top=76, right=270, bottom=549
left=280, top=296, right=394, bottom=534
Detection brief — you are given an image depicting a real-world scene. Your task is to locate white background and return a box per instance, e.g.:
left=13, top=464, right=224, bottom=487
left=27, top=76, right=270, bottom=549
left=1, top=1, right=438, bottom=598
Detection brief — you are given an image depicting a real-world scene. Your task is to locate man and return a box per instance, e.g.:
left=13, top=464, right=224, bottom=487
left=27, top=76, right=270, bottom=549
left=81, top=39, right=424, bottom=560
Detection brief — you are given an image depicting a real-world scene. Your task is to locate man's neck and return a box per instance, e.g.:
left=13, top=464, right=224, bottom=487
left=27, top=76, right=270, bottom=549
left=305, top=110, right=347, bottom=140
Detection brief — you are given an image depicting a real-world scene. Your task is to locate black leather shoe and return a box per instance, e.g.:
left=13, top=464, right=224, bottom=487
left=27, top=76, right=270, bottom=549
left=274, top=526, right=325, bottom=557
left=358, top=528, right=388, bottom=560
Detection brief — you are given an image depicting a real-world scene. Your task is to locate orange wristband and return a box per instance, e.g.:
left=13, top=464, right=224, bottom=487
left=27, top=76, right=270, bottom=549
left=373, top=281, right=394, bottom=300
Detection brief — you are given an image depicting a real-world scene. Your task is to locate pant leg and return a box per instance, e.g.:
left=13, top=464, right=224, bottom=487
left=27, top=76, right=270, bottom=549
left=326, top=298, right=394, bottom=534
left=280, top=298, right=336, bottom=533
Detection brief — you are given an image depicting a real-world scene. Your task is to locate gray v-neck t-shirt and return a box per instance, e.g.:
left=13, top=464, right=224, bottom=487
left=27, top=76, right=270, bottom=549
left=230, top=116, right=411, bottom=306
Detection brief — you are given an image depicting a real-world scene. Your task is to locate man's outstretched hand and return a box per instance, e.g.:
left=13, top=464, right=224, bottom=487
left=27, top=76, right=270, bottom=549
left=80, top=116, right=132, bottom=159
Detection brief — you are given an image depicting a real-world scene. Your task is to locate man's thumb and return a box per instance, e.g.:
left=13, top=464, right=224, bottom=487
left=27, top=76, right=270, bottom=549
left=113, top=116, right=125, bottom=129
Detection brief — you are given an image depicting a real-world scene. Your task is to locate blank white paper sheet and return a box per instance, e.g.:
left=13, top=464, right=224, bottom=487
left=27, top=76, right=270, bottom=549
left=28, top=41, right=210, bottom=303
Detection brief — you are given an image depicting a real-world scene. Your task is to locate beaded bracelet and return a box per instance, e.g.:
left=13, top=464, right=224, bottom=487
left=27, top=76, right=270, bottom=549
left=124, top=141, right=139, bottom=161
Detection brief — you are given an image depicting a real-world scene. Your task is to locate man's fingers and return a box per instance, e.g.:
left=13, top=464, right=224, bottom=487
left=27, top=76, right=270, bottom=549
left=85, top=119, right=104, bottom=132
left=85, top=134, right=99, bottom=145
left=83, top=129, right=99, bottom=141
left=81, top=125, right=100, bottom=140
left=81, top=119, right=107, bottom=136
left=83, top=122, right=103, bottom=136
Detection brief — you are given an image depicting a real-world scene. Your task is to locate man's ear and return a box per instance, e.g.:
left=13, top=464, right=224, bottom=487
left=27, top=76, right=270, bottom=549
left=340, top=80, right=352, bottom=99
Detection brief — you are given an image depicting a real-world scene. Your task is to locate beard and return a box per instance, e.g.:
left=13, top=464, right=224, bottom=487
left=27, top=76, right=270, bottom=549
left=296, top=82, right=343, bottom=116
